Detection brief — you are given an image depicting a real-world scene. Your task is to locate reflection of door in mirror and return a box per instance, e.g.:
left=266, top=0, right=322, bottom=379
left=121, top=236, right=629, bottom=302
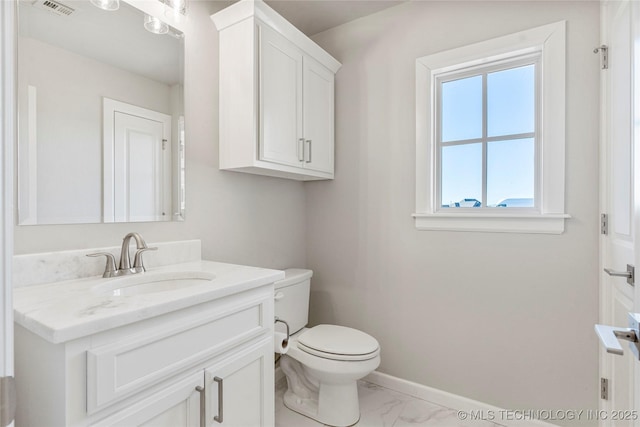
left=104, top=99, right=171, bottom=223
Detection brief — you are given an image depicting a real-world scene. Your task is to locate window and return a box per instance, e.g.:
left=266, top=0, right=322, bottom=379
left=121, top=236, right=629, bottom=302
left=439, top=58, right=537, bottom=209
left=414, top=21, right=570, bottom=233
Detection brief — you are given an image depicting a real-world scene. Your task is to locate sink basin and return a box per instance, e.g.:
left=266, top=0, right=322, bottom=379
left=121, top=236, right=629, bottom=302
left=93, top=271, right=216, bottom=296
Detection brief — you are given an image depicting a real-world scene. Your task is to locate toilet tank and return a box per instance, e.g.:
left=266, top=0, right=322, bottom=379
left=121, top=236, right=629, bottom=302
left=274, top=269, right=313, bottom=334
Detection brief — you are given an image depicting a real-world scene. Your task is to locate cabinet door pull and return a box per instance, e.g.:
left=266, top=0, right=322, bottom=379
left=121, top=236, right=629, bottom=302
left=214, top=376, right=224, bottom=423
left=195, top=386, right=205, bottom=427
left=298, top=138, right=305, bottom=162
left=305, top=139, right=312, bottom=163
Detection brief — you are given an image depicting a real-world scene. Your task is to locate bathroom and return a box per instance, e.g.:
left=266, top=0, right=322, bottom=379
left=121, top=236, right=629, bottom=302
left=0, top=0, right=613, bottom=426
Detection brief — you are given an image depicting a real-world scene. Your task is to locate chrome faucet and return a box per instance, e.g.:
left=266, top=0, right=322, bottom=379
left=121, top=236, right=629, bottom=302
left=87, top=232, right=157, bottom=278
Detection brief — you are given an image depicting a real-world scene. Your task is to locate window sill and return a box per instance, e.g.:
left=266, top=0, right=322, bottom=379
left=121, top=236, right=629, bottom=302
left=412, top=212, right=571, bottom=234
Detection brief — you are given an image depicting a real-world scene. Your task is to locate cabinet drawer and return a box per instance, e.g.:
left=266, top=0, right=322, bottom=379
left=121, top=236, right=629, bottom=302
left=87, top=296, right=269, bottom=413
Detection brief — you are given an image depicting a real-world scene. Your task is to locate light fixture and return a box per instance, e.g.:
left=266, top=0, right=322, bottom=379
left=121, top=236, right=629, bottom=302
left=144, top=13, right=169, bottom=35
left=89, top=0, right=119, bottom=11
left=164, top=0, right=186, bottom=18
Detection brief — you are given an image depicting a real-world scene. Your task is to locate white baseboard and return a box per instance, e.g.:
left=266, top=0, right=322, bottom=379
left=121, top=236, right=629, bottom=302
left=363, top=371, right=557, bottom=427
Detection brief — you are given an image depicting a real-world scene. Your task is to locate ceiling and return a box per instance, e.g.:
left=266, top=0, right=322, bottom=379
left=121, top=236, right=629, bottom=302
left=263, top=0, right=407, bottom=36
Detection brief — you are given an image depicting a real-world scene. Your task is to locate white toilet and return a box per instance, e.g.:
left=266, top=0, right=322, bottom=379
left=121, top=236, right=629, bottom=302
left=274, top=269, right=380, bottom=427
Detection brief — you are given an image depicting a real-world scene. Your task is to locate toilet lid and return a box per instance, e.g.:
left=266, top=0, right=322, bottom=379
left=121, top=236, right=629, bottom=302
left=297, top=325, right=379, bottom=361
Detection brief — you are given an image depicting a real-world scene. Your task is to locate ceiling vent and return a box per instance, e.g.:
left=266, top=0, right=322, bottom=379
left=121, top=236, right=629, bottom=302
left=31, top=0, right=75, bottom=17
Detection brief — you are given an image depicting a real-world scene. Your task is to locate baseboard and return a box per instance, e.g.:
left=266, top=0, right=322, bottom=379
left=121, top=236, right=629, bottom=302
left=363, top=371, right=557, bottom=427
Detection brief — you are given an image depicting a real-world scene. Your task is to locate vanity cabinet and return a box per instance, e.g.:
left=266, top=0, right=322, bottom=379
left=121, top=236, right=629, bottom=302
left=14, top=284, right=275, bottom=427
left=212, top=0, right=341, bottom=181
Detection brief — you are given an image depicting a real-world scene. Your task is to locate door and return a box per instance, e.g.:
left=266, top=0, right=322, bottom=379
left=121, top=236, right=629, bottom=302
left=0, top=0, right=16, bottom=425
left=303, top=56, right=335, bottom=174
left=259, top=24, right=304, bottom=168
left=204, top=339, right=273, bottom=427
left=599, top=0, right=640, bottom=424
left=90, top=373, right=204, bottom=427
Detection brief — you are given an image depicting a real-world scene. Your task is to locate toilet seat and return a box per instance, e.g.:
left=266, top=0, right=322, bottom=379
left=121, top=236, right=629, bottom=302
left=297, top=324, right=380, bottom=361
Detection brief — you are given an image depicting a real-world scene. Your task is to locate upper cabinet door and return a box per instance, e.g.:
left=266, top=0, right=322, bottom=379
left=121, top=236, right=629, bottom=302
left=303, top=57, right=335, bottom=174
left=259, top=24, right=303, bottom=168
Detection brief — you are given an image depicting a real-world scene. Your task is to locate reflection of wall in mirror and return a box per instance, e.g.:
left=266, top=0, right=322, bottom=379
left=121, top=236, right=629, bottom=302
left=170, top=84, right=184, bottom=221
left=17, top=36, right=173, bottom=224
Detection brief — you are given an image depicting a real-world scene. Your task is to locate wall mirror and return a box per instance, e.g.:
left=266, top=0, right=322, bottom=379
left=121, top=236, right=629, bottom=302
left=17, top=0, right=185, bottom=225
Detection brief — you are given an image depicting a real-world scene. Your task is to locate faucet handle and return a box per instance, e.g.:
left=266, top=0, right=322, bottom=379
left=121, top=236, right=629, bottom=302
left=132, top=247, right=158, bottom=272
left=86, top=252, right=117, bottom=278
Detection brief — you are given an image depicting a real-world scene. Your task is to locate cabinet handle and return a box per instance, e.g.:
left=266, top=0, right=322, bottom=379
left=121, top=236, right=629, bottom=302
left=305, top=139, right=312, bottom=163
left=195, top=386, right=205, bottom=427
left=298, top=138, right=305, bottom=162
left=214, top=376, right=224, bottom=423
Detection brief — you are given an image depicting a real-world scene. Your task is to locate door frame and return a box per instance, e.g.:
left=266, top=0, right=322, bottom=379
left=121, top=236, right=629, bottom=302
left=632, top=0, right=640, bottom=417
left=0, top=0, right=15, bottom=425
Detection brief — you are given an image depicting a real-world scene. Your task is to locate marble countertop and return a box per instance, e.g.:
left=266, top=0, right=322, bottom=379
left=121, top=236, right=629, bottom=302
left=13, top=261, right=284, bottom=344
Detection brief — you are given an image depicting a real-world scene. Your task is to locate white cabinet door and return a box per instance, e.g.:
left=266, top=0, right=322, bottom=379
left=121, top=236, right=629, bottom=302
left=259, top=24, right=303, bottom=168
left=205, top=340, right=273, bottom=427
left=91, top=373, right=204, bottom=427
left=303, top=56, right=334, bottom=174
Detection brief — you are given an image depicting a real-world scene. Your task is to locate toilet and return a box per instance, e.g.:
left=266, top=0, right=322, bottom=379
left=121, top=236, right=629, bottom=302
left=274, top=269, right=380, bottom=427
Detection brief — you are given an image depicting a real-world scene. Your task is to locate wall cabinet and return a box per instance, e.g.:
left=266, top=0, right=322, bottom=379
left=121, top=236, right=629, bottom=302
left=15, top=285, right=274, bottom=427
left=212, top=0, right=341, bottom=181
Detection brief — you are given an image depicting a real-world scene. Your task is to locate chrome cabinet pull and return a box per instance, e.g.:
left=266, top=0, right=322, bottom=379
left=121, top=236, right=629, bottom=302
left=305, top=139, right=312, bottom=163
left=604, top=264, right=635, bottom=286
left=195, top=386, right=205, bottom=427
left=214, top=376, right=224, bottom=423
left=298, top=138, right=305, bottom=162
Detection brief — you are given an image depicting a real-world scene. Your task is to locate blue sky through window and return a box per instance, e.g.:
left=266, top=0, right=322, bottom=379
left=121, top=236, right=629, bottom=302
left=440, top=64, right=535, bottom=208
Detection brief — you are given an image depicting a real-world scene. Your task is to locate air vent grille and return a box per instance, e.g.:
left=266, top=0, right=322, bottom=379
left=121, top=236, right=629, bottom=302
left=32, top=0, right=75, bottom=17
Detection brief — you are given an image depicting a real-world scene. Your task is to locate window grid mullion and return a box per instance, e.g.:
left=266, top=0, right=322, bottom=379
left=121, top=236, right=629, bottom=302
left=441, top=132, right=536, bottom=147
left=481, top=72, right=488, bottom=208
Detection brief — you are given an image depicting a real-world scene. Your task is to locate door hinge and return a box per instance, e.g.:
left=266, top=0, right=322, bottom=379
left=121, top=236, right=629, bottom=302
left=601, top=377, right=609, bottom=400
left=0, top=376, right=17, bottom=427
left=601, top=213, right=608, bottom=235
left=162, top=139, right=167, bottom=150
left=594, top=45, right=609, bottom=70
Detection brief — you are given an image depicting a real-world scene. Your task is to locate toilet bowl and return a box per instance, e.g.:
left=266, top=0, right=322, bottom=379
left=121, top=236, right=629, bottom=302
left=275, top=270, right=380, bottom=427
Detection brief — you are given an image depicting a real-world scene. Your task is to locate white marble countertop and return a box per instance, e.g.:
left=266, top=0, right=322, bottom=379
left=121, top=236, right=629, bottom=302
left=13, top=261, right=284, bottom=344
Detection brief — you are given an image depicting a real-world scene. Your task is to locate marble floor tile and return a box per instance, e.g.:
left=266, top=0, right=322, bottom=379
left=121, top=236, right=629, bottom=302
left=393, top=399, right=505, bottom=427
left=356, top=381, right=413, bottom=427
left=275, top=380, right=506, bottom=427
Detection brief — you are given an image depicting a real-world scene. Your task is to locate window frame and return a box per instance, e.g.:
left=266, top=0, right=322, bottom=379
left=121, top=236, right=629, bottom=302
left=414, top=21, right=570, bottom=234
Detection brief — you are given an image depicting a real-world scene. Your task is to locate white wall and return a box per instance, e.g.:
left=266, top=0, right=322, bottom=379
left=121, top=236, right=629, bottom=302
left=13, top=1, right=307, bottom=272
left=308, top=0, right=600, bottom=418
